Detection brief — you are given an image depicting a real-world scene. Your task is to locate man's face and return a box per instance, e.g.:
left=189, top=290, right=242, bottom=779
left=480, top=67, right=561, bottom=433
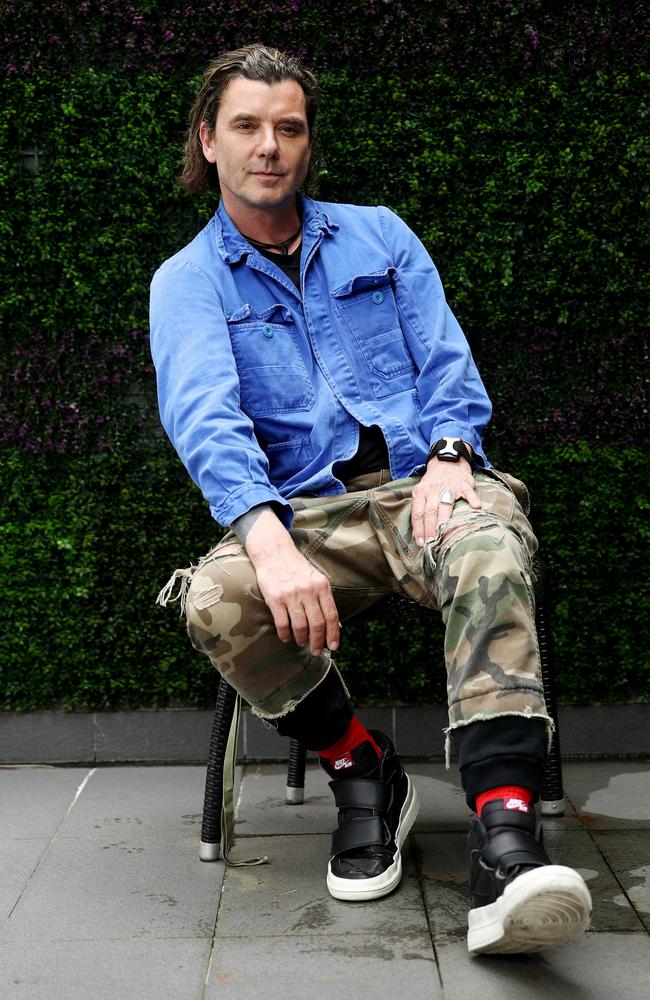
left=200, top=76, right=312, bottom=215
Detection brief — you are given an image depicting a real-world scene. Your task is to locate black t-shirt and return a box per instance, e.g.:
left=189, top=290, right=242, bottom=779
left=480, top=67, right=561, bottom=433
left=255, top=242, right=390, bottom=482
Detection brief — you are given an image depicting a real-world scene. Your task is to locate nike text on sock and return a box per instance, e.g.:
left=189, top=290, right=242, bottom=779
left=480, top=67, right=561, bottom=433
left=475, top=785, right=534, bottom=816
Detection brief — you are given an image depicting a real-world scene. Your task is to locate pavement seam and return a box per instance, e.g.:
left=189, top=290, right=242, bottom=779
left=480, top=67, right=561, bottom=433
left=0, top=767, right=96, bottom=939
left=201, top=771, right=247, bottom=998
left=200, top=862, right=228, bottom=1000
left=566, top=792, right=650, bottom=936
left=411, top=832, right=447, bottom=996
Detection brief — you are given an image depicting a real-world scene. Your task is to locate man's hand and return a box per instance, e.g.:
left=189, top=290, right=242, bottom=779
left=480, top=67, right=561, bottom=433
left=411, top=457, right=481, bottom=546
left=242, top=509, right=340, bottom=657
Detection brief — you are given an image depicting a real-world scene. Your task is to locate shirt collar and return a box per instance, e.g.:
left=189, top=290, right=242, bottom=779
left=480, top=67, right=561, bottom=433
left=214, top=195, right=339, bottom=264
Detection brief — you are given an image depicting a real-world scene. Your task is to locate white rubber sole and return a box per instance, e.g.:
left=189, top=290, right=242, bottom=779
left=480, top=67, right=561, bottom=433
left=326, top=775, right=419, bottom=902
left=468, top=864, right=592, bottom=955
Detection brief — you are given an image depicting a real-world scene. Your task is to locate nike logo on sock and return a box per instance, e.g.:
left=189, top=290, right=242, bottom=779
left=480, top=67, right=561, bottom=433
left=505, top=798, right=531, bottom=812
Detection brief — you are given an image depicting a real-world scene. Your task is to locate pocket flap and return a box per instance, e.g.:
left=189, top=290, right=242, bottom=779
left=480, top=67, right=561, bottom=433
left=331, top=268, right=395, bottom=298
left=226, top=302, right=294, bottom=324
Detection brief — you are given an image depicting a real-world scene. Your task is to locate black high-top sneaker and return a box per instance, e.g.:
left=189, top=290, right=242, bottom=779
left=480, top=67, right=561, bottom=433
left=467, top=798, right=592, bottom=954
left=320, top=730, right=419, bottom=902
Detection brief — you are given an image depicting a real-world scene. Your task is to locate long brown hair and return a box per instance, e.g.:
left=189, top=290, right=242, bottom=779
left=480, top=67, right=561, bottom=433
left=179, top=44, right=319, bottom=196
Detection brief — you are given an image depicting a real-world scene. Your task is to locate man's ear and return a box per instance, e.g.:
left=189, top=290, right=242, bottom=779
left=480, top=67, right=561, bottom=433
left=199, top=121, right=217, bottom=164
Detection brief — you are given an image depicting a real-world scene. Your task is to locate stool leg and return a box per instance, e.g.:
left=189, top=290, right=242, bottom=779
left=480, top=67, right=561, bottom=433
left=535, top=564, right=566, bottom=816
left=286, top=739, right=308, bottom=804
left=200, top=678, right=237, bottom=860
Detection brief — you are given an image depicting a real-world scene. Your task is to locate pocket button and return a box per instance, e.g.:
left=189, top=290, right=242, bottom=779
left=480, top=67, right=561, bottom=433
left=372, top=291, right=385, bottom=304
left=262, top=324, right=274, bottom=338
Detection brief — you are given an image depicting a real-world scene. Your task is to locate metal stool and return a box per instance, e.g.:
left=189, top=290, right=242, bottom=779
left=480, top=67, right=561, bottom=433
left=198, top=561, right=565, bottom=862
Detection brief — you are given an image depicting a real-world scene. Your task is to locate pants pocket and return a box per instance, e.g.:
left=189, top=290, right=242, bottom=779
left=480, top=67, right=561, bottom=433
left=481, top=468, right=531, bottom=517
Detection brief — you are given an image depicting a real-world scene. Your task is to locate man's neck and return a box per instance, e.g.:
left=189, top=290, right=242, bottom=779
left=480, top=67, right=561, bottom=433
left=222, top=194, right=301, bottom=250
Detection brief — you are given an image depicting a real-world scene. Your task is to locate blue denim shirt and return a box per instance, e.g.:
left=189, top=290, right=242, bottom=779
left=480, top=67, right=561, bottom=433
left=149, top=196, right=492, bottom=528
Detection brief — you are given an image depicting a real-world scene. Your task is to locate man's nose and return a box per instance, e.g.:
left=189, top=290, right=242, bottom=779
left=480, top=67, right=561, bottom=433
left=256, top=126, right=279, bottom=158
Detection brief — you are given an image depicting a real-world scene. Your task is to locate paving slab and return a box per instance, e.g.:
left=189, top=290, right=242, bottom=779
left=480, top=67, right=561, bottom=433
left=413, top=831, right=469, bottom=938
left=205, top=932, right=443, bottom=1000
left=55, top=765, right=214, bottom=840
left=216, top=834, right=425, bottom=940
left=0, top=937, right=211, bottom=1000
left=2, top=827, right=223, bottom=942
left=409, top=763, right=478, bottom=831
left=563, top=762, right=650, bottom=828
left=235, top=762, right=332, bottom=836
left=435, top=932, right=650, bottom=1000
left=542, top=826, right=646, bottom=933
left=0, top=766, right=90, bottom=839
left=4, top=767, right=223, bottom=941
left=591, top=829, right=650, bottom=933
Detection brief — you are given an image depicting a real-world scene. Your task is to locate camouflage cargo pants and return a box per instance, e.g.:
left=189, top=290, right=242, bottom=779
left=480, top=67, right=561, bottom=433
left=163, top=468, right=550, bottom=738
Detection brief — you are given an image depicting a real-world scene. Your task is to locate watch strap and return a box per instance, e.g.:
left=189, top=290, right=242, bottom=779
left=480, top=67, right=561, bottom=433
left=427, top=437, right=473, bottom=464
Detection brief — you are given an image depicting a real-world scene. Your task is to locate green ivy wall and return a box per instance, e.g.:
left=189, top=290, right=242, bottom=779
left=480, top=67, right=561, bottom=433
left=1, top=2, right=647, bottom=710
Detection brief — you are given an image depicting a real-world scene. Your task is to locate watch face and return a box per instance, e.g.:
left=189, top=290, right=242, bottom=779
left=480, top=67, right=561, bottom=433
left=429, top=437, right=471, bottom=465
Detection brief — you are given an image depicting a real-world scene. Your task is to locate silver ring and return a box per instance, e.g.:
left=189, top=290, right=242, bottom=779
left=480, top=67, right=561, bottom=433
left=439, top=488, right=455, bottom=505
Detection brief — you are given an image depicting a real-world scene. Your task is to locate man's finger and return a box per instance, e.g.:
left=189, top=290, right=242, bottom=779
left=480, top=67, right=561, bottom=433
left=411, top=500, right=426, bottom=546
left=298, top=593, right=332, bottom=656
left=288, top=607, right=310, bottom=648
left=464, top=486, right=482, bottom=508
left=423, top=500, right=440, bottom=543
left=272, top=605, right=292, bottom=644
left=320, top=591, right=341, bottom=652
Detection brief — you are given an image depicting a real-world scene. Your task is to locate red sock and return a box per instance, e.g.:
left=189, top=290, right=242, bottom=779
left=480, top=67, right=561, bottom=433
left=476, top=785, right=533, bottom=816
left=317, top=716, right=382, bottom=768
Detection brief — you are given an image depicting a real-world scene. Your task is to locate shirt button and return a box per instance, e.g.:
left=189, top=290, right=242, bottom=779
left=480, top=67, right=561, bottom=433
left=262, top=324, right=274, bottom=338
left=372, top=291, right=385, bottom=304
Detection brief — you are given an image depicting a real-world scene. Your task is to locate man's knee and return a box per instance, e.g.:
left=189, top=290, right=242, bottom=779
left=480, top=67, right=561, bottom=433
left=440, top=513, right=532, bottom=588
left=186, top=543, right=259, bottom=651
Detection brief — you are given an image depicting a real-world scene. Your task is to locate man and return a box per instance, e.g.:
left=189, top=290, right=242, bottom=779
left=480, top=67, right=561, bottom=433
left=150, top=44, right=591, bottom=954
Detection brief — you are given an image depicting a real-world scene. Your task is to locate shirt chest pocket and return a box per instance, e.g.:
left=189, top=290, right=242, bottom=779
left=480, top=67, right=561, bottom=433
left=227, top=304, right=315, bottom=417
left=331, top=270, right=415, bottom=397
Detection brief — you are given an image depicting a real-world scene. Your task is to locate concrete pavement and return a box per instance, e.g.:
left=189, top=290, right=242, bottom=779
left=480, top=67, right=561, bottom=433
left=1, top=760, right=649, bottom=998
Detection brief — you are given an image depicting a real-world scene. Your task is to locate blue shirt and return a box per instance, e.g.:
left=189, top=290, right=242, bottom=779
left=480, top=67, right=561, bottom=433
left=149, top=196, right=492, bottom=529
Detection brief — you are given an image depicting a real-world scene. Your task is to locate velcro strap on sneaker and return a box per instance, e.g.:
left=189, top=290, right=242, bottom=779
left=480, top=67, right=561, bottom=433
left=482, top=807, right=535, bottom=832
left=330, top=778, right=389, bottom=812
left=482, top=830, right=550, bottom=870
left=331, top=816, right=386, bottom=857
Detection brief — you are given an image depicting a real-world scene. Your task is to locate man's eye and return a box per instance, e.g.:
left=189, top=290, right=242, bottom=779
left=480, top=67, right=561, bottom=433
left=237, top=122, right=254, bottom=131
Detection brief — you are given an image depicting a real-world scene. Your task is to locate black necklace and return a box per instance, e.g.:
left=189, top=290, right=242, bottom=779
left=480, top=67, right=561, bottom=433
left=243, top=223, right=302, bottom=256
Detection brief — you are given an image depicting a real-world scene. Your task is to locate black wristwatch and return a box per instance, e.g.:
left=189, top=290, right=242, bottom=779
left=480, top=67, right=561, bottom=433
left=427, top=437, right=473, bottom=464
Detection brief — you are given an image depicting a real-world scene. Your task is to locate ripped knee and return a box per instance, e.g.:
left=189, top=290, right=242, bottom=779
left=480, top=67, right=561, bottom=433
left=187, top=573, right=225, bottom=613
left=187, top=542, right=253, bottom=616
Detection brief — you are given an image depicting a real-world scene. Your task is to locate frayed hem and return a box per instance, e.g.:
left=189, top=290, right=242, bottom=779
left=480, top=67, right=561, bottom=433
left=250, top=652, right=344, bottom=722
left=442, top=711, right=555, bottom=768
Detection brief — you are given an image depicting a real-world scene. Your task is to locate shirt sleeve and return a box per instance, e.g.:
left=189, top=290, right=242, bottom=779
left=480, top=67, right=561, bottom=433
left=149, top=257, right=294, bottom=528
left=377, top=206, right=492, bottom=464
